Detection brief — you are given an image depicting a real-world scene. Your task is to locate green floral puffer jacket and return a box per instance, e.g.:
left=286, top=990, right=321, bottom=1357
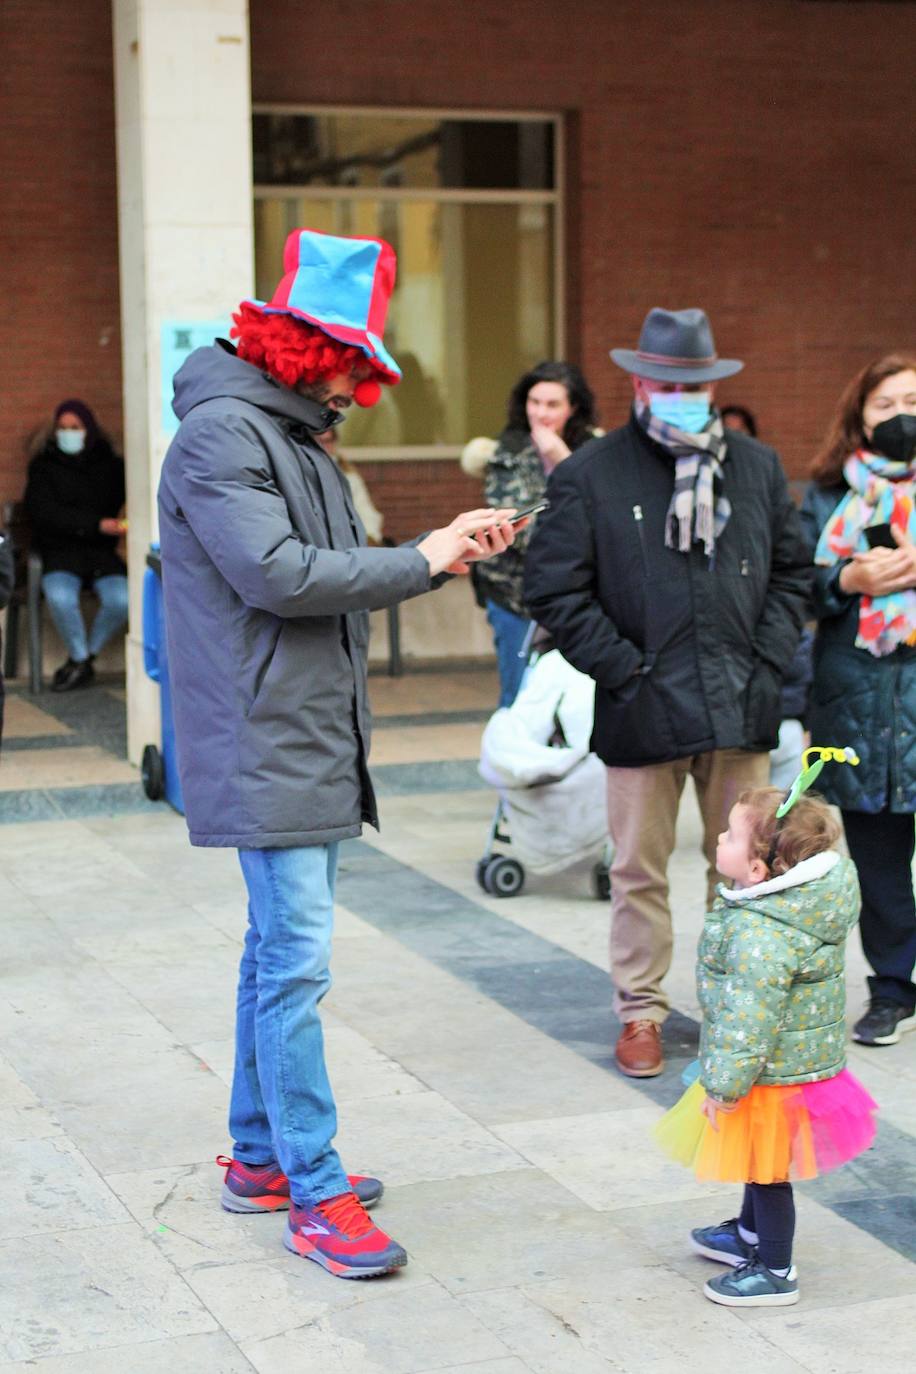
left=698, top=852, right=860, bottom=1102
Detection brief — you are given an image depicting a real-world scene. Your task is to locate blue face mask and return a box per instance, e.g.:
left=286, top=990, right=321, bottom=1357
left=56, top=428, right=86, bottom=455
left=648, top=392, right=712, bottom=434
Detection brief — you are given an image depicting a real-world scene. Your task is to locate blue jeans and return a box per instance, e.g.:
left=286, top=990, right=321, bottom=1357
left=42, top=571, right=129, bottom=662
left=486, top=599, right=530, bottom=707
left=230, top=844, right=349, bottom=1207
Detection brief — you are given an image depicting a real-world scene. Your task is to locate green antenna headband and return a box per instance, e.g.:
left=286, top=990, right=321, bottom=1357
left=775, top=745, right=860, bottom=819
left=765, top=745, right=859, bottom=870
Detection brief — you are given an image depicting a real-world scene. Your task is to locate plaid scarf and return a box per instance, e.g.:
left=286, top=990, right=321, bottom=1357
left=814, top=450, right=916, bottom=657
left=635, top=403, right=730, bottom=558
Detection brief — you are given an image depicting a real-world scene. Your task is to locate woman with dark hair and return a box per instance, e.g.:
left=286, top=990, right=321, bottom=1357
left=720, top=404, right=758, bottom=438
left=801, top=353, right=916, bottom=1048
left=24, top=399, right=128, bottom=691
left=461, top=361, right=599, bottom=705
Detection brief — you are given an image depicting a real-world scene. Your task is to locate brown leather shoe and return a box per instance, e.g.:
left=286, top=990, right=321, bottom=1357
left=615, top=1020, right=663, bottom=1077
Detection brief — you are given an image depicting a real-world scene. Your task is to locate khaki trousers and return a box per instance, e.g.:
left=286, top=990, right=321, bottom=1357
left=605, top=748, right=770, bottom=1023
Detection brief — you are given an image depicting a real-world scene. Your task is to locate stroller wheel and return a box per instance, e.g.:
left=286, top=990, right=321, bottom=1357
left=475, top=858, right=490, bottom=891
left=141, top=744, right=164, bottom=801
left=484, top=856, right=525, bottom=898
left=592, top=864, right=611, bottom=901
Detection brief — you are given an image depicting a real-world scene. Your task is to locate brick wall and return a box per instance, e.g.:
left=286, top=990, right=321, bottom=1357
left=0, top=0, right=121, bottom=505
left=2, top=0, right=915, bottom=527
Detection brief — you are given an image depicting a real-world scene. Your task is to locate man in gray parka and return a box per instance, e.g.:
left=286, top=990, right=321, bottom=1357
left=158, top=228, right=517, bottom=1278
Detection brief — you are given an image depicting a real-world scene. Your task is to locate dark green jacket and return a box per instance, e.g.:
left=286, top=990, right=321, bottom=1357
left=474, top=430, right=553, bottom=617
left=801, top=481, right=916, bottom=812
left=698, top=853, right=860, bottom=1102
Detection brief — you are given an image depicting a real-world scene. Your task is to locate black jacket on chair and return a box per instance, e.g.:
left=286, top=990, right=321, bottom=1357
left=524, top=417, right=812, bottom=767
left=0, top=530, right=13, bottom=744
left=24, top=438, right=126, bottom=581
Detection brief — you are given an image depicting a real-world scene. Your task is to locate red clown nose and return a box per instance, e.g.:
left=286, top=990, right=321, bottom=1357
left=353, top=378, right=382, bottom=408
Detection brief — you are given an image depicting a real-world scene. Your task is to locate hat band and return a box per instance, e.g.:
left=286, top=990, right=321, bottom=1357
left=635, top=349, right=718, bottom=367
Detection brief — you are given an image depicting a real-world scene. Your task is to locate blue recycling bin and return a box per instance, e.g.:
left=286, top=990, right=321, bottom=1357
left=141, top=546, right=185, bottom=814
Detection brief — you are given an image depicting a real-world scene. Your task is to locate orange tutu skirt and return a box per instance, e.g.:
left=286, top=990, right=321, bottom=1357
left=654, top=1071, right=878, bottom=1184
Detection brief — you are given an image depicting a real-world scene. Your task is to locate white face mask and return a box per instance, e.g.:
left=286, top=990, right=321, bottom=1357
left=56, top=428, right=86, bottom=455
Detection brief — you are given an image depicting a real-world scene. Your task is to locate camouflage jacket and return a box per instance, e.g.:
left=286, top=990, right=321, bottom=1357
left=698, top=852, right=860, bottom=1102
left=473, top=429, right=554, bottom=617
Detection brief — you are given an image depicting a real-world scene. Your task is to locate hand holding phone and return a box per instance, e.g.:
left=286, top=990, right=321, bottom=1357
left=864, top=523, right=897, bottom=550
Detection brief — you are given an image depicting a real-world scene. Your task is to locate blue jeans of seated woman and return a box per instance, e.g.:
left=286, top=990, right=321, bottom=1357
left=230, top=844, right=349, bottom=1207
left=486, top=599, right=530, bottom=707
left=42, top=572, right=129, bottom=662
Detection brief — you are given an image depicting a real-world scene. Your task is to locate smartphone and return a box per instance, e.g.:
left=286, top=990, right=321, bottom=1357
left=865, top=523, right=897, bottom=550
left=510, top=500, right=549, bottom=525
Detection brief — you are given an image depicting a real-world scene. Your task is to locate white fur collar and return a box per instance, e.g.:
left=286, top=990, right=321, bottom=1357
left=720, top=849, right=840, bottom=902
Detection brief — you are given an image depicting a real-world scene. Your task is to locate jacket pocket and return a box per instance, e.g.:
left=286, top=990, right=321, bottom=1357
left=742, top=658, right=782, bottom=751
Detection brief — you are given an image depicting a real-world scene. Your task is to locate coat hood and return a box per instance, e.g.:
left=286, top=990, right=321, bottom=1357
left=719, top=851, right=860, bottom=946
left=172, top=340, right=342, bottom=435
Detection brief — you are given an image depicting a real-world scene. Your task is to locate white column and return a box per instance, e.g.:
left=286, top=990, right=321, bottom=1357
left=112, top=0, right=253, bottom=765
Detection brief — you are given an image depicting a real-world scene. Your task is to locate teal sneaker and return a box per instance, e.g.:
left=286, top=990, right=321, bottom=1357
left=704, top=1257, right=799, bottom=1307
left=690, top=1218, right=755, bottom=1266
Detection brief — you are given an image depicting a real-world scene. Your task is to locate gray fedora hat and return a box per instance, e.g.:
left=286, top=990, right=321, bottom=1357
left=610, top=307, right=744, bottom=383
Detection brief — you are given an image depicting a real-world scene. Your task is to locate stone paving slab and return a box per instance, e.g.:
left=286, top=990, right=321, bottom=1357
left=1, top=674, right=914, bottom=1372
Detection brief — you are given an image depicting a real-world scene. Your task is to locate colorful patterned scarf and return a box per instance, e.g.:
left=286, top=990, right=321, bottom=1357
left=814, top=451, right=916, bottom=657
left=635, top=403, right=730, bottom=558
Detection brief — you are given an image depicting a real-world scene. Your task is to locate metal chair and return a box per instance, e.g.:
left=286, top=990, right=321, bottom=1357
left=1, top=501, right=44, bottom=693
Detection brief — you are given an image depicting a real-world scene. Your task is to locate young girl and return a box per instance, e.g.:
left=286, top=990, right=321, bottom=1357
left=656, top=778, right=878, bottom=1308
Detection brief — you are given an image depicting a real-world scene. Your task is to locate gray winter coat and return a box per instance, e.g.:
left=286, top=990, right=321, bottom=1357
left=158, top=342, right=432, bottom=848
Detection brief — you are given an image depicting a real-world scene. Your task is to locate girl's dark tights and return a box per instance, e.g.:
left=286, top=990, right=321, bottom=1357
left=739, top=1182, right=795, bottom=1270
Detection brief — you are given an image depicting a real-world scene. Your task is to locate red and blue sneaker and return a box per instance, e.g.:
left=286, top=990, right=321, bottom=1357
left=217, top=1156, right=383, bottom=1213
left=284, top=1189, right=407, bottom=1278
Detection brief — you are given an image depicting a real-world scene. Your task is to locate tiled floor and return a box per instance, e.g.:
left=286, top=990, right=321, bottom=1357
left=0, top=669, right=914, bottom=1371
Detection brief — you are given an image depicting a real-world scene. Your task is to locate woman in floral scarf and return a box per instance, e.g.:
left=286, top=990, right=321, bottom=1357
left=801, top=354, right=916, bottom=1049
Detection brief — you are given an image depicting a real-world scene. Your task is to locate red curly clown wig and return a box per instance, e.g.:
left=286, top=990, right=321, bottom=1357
left=230, top=303, right=385, bottom=407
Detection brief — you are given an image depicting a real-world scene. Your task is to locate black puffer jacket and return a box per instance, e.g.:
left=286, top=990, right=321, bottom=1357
left=802, top=481, right=916, bottom=813
left=24, top=439, right=126, bottom=580
left=524, top=417, right=812, bottom=766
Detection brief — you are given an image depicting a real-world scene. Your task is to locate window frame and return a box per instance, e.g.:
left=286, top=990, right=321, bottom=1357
left=252, top=103, right=565, bottom=462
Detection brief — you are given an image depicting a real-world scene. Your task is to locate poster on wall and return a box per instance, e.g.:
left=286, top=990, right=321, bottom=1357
left=161, top=320, right=232, bottom=435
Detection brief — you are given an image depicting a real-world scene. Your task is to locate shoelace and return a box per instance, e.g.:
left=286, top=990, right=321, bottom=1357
left=315, top=1190, right=374, bottom=1238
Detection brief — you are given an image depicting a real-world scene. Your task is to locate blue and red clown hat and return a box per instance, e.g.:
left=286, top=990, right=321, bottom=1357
left=232, top=228, right=401, bottom=407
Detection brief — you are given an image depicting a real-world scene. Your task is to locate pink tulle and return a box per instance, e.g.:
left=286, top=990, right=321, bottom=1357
left=796, top=1069, right=879, bottom=1173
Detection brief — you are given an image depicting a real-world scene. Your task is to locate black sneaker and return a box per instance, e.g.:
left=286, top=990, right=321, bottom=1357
left=51, top=658, right=95, bottom=693
left=705, top=1257, right=799, bottom=1308
left=853, top=999, right=916, bottom=1046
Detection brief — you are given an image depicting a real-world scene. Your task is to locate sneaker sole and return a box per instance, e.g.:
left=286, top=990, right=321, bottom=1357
left=854, top=1012, right=916, bottom=1046
left=221, top=1184, right=290, bottom=1213
left=283, top=1228, right=407, bottom=1278
left=704, top=1280, right=799, bottom=1307
left=689, top=1236, right=748, bottom=1266
left=220, top=1184, right=382, bottom=1214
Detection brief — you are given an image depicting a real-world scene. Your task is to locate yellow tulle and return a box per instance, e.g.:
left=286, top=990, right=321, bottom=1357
left=654, top=1078, right=819, bottom=1184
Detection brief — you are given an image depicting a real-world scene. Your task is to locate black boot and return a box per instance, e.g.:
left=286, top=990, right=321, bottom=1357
left=51, top=658, right=95, bottom=692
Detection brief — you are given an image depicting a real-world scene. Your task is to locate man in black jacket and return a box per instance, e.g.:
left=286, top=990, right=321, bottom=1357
left=525, top=309, right=812, bottom=1077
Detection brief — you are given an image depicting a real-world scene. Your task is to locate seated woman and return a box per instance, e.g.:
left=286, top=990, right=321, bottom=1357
left=24, top=399, right=128, bottom=691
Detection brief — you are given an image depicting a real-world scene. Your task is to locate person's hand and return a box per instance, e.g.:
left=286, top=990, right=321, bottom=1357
left=417, top=508, right=519, bottom=577
left=530, top=421, right=571, bottom=470
left=840, top=527, right=916, bottom=596
left=701, top=1094, right=739, bottom=1131
left=99, top=517, right=128, bottom=536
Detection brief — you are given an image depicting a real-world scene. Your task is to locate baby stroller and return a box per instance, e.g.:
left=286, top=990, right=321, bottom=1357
left=476, top=640, right=612, bottom=900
